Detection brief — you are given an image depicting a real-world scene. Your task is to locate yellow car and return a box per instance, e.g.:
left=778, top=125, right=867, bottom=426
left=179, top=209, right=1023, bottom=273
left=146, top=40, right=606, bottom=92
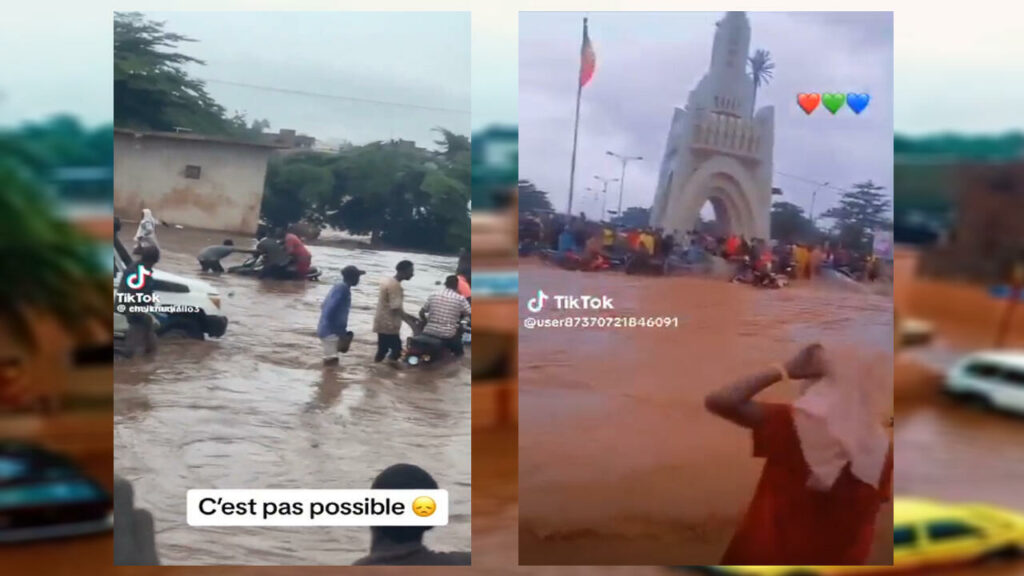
left=687, top=497, right=1024, bottom=575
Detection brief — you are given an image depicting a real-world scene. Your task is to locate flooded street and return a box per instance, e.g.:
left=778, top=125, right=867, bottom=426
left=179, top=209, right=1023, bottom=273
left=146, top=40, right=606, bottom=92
left=518, top=259, right=893, bottom=566
left=113, top=227, right=470, bottom=566
left=893, top=249, right=1024, bottom=576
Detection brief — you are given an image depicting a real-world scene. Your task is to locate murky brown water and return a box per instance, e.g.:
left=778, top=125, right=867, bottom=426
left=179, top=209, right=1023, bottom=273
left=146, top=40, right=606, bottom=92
left=892, top=249, right=1024, bottom=576
left=517, top=259, right=894, bottom=566
left=112, top=227, right=470, bottom=565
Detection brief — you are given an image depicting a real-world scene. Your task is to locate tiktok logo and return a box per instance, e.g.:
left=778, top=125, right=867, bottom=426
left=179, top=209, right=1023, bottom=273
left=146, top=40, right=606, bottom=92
left=126, top=264, right=152, bottom=290
left=527, top=289, right=548, bottom=313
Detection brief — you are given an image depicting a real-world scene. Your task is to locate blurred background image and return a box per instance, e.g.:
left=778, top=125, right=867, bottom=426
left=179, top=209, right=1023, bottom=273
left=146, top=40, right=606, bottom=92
left=890, top=5, right=1024, bottom=576
left=0, top=3, right=116, bottom=572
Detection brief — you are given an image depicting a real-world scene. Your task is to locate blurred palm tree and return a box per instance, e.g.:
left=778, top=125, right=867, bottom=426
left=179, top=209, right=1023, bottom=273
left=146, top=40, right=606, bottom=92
left=748, top=49, right=775, bottom=110
left=0, top=155, right=109, bottom=351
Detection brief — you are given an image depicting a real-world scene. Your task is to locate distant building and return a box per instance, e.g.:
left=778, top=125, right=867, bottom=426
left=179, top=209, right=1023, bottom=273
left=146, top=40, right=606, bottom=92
left=261, top=128, right=316, bottom=149
left=114, top=128, right=282, bottom=234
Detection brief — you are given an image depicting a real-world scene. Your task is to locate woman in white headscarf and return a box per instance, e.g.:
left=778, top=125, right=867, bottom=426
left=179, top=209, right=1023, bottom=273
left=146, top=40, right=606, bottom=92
left=134, top=208, right=160, bottom=252
left=705, top=344, right=893, bottom=566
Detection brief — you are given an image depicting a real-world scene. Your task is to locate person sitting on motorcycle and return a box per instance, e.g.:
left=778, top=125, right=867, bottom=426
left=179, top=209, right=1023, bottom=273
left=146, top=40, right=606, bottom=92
left=284, top=227, right=312, bottom=278
left=255, top=234, right=292, bottom=279
left=418, top=276, right=471, bottom=358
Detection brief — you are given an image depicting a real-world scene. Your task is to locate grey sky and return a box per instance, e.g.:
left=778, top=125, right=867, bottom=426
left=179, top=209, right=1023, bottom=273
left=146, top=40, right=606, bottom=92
left=1, top=8, right=471, bottom=149
left=519, top=11, right=894, bottom=221
left=135, top=11, right=471, bottom=148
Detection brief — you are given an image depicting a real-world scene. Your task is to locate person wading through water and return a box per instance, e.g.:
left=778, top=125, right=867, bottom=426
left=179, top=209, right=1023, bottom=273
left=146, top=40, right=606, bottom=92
left=705, top=343, right=893, bottom=565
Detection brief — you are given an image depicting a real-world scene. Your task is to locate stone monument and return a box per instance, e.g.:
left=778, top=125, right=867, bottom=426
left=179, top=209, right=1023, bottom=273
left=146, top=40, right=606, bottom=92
left=650, top=11, right=775, bottom=239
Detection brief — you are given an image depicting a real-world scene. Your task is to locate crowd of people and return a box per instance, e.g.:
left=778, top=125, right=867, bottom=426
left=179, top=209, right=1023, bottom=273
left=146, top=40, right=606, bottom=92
left=519, top=212, right=886, bottom=283
left=117, top=209, right=473, bottom=367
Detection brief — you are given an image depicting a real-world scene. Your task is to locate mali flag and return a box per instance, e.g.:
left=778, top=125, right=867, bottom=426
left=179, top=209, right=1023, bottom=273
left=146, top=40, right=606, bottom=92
left=579, top=18, right=596, bottom=87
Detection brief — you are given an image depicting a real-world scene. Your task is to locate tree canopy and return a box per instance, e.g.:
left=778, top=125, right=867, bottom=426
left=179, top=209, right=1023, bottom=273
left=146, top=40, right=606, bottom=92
left=0, top=120, right=111, bottom=347
left=261, top=129, right=470, bottom=254
left=517, top=180, right=554, bottom=214
left=114, top=11, right=266, bottom=136
left=820, top=180, right=893, bottom=252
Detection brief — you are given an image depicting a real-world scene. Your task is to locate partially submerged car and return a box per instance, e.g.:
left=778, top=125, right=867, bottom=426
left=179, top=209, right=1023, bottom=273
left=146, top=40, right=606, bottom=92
left=113, top=229, right=227, bottom=339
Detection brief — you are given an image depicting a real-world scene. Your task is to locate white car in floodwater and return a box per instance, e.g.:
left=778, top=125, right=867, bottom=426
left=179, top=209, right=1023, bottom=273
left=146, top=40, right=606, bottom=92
left=945, top=351, right=1024, bottom=416
left=113, top=234, right=228, bottom=340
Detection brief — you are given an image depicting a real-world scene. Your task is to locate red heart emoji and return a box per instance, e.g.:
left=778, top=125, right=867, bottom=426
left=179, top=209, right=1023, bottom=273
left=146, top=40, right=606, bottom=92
left=797, top=93, right=821, bottom=115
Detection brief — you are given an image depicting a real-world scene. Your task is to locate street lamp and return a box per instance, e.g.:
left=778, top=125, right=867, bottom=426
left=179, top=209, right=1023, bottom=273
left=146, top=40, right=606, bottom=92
left=593, top=175, right=619, bottom=222
left=606, top=150, right=643, bottom=218
left=808, top=181, right=829, bottom=225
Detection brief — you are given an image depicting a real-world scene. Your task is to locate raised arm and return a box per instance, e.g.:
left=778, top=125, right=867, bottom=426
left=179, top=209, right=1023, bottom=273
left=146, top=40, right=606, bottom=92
left=704, top=344, right=826, bottom=429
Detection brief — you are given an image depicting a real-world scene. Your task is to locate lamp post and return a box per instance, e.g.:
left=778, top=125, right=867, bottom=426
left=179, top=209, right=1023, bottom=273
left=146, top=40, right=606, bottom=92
left=606, top=150, right=643, bottom=219
left=593, top=175, right=619, bottom=223
left=808, top=181, right=829, bottom=226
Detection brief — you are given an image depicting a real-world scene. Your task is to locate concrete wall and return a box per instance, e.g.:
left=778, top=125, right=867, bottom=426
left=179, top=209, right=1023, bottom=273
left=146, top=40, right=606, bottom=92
left=114, top=134, right=272, bottom=234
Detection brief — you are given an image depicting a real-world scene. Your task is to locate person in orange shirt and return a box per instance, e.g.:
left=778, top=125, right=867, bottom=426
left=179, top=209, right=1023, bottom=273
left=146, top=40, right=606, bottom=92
left=705, top=344, right=893, bottom=566
left=626, top=229, right=642, bottom=253
left=725, top=234, right=740, bottom=258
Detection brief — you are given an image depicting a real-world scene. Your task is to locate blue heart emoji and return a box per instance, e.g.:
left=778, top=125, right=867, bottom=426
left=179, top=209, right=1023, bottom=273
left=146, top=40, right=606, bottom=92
left=846, top=93, right=870, bottom=115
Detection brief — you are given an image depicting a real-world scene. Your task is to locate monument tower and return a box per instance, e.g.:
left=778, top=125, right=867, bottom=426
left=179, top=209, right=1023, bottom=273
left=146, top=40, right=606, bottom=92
left=650, top=11, right=775, bottom=239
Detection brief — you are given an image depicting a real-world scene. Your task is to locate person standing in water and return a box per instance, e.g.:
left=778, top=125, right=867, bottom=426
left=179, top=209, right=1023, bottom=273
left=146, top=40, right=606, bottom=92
left=373, top=260, right=416, bottom=363
left=704, top=344, right=893, bottom=565
left=317, top=265, right=365, bottom=366
left=133, top=208, right=160, bottom=252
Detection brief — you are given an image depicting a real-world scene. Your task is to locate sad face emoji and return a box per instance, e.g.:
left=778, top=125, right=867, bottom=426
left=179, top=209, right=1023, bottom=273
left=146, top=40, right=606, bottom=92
left=412, top=496, right=436, bottom=518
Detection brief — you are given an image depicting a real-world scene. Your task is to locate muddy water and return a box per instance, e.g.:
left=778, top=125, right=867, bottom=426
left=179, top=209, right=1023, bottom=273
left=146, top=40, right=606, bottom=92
left=893, top=249, right=1024, bottom=576
left=113, top=228, right=470, bottom=566
left=517, top=259, right=893, bottom=566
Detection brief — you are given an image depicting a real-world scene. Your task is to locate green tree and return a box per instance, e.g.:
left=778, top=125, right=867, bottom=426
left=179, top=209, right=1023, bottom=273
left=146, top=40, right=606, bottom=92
left=0, top=153, right=109, bottom=349
left=261, top=130, right=471, bottom=254
left=821, top=181, right=892, bottom=251
left=518, top=180, right=553, bottom=213
left=748, top=49, right=775, bottom=110
left=115, top=12, right=258, bottom=136
left=770, top=201, right=819, bottom=244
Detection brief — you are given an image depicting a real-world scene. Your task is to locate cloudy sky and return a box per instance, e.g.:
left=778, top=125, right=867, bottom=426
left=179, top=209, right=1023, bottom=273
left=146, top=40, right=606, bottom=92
left=519, top=11, right=895, bottom=220
left=1, top=4, right=1021, bottom=142
left=3, top=9, right=471, bottom=148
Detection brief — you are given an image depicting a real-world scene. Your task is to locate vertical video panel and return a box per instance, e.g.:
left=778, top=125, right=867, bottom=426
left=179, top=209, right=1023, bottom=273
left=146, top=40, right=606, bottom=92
left=112, top=11, right=471, bottom=566
left=519, top=11, right=894, bottom=566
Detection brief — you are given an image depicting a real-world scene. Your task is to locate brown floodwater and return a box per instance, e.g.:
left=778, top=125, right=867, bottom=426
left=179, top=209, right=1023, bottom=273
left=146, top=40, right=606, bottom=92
left=518, top=259, right=894, bottom=566
left=891, top=249, right=1024, bottom=576
left=112, top=227, right=470, bottom=566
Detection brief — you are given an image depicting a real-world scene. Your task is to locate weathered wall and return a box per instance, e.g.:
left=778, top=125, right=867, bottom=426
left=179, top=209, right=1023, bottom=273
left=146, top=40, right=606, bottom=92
left=114, top=134, right=271, bottom=234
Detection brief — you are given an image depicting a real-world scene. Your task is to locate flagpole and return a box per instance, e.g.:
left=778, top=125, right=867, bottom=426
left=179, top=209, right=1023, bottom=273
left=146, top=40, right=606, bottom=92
left=567, top=17, right=587, bottom=217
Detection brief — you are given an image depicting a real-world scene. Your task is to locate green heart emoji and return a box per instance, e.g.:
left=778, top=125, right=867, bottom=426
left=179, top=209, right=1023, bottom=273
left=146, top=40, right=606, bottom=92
left=822, top=93, right=846, bottom=115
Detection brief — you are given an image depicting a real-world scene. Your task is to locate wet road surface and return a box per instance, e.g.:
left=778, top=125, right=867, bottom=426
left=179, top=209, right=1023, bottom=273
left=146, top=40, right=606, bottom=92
left=113, top=228, right=470, bottom=565
left=892, top=249, right=1024, bottom=576
left=518, top=259, right=894, bottom=566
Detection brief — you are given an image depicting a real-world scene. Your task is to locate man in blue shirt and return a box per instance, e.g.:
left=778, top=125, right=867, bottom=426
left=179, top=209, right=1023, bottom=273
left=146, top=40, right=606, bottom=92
left=318, top=265, right=365, bottom=365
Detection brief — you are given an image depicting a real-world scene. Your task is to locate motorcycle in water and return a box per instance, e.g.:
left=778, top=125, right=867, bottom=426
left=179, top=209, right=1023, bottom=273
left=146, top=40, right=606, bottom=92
left=404, top=319, right=471, bottom=367
left=624, top=253, right=667, bottom=276
left=731, top=257, right=788, bottom=289
left=226, top=255, right=322, bottom=281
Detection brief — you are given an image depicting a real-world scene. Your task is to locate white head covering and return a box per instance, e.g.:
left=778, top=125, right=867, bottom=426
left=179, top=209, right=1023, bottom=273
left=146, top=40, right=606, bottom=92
left=134, top=209, right=159, bottom=247
left=792, top=352, right=891, bottom=492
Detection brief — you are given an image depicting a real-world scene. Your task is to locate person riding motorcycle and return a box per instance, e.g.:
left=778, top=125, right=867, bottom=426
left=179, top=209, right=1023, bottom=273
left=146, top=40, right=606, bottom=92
left=415, top=275, right=471, bottom=359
